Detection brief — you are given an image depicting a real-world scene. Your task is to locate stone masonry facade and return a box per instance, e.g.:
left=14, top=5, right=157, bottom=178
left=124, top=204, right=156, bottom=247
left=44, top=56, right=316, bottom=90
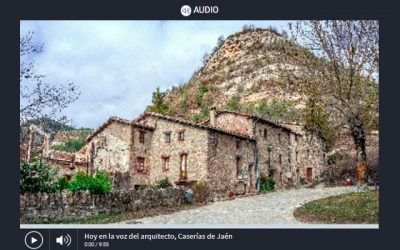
left=207, top=109, right=326, bottom=189
left=48, top=108, right=327, bottom=195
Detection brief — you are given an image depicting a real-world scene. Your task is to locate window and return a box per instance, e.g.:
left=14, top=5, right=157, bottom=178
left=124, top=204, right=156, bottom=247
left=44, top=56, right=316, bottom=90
left=295, top=134, right=298, bottom=142
left=288, top=153, right=291, bottom=164
left=139, top=131, right=145, bottom=143
left=279, top=154, right=282, bottom=164
left=263, top=128, right=268, bottom=139
left=180, top=154, right=188, bottom=179
left=278, top=133, right=281, bottom=144
left=164, top=132, right=171, bottom=143
left=178, top=130, right=185, bottom=141
left=267, top=149, right=271, bottom=167
left=162, top=156, right=170, bottom=171
left=296, top=151, right=299, bottom=162
left=236, top=140, right=241, bottom=149
left=236, top=157, right=242, bottom=178
left=137, top=157, right=145, bottom=172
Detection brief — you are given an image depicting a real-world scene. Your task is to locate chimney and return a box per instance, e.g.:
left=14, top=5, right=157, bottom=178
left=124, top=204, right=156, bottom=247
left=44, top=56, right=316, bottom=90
left=210, top=106, right=217, bottom=127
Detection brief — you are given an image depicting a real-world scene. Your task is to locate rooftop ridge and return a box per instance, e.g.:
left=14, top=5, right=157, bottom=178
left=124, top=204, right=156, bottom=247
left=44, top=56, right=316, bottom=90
left=142, top=112, right=255, bottom=141
left=86, top=116, right=154, bottom=142
left=215, top=109, right=301, bottom=134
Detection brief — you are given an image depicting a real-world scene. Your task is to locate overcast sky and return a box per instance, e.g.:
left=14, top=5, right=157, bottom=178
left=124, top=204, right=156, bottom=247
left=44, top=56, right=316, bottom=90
left=20, top=21, right=290, bottom=129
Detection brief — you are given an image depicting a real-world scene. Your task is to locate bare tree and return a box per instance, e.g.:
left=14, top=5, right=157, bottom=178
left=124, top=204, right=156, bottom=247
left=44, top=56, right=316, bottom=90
left=20, top=31, right=80, bottom=140
left=273, top=21, right=379, bottom=183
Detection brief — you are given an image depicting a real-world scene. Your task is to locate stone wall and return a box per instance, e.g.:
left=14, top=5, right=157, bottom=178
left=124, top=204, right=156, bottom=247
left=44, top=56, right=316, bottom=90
left=254, top=122, right=294, bottom=189
left=139, top=116, right=209, bottom=186
left=92, top=121, right=132, bottom=173
left=20, top=187, right=185, bottom=224
left=211, top=111, right=327, bottom=188
left=296, top=132, right=326, bottom=184
left=333, top=130, right=379, bottom=157
left=128, top=126, right=153, bottom=187
left=207, top=131, right=255, bottom=194
left=213, top=112, right=253, bottom=135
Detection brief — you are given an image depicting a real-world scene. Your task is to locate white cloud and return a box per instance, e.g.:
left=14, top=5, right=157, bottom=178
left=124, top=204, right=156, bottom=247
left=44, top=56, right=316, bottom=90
left=20, top=20, right=290, bottom=128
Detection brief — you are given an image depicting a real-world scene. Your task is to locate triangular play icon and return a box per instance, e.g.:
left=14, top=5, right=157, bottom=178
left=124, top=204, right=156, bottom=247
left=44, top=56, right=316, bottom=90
left=31, top=237, right=37, bottom=244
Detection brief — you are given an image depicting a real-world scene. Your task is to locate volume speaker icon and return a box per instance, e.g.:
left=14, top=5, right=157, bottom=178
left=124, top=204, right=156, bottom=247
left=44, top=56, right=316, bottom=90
left=56, top=234, right=72, bottom=246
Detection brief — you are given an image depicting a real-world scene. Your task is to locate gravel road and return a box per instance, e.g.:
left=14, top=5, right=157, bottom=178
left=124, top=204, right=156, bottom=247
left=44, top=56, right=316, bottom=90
left=120, top=186, right=358, bottom=224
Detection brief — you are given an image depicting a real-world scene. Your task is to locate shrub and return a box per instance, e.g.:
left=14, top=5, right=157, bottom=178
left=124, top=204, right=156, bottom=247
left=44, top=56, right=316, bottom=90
left=156, top=177, right=172, bottom=188
left=68, top=170, right=113, bottom=194
left=68, top=171, right=90, bottom=192
left=195, top=85, right=209, bottom=107
left=20, top=158, right=59, bottom=194
left=90, top=171, right=113, bottom=194
left=324, top=150, right=379, bottom=185
left=259, top=173, right=275, bottom=192
left=179, top=90, right=189, bottom=109
left=185, top=107, right=210, bottom=123
left=192, top=181, right=212, bottom=204
left=225, top=96, right=241, bottom=111
left=56, top=175, right=70, bottom=191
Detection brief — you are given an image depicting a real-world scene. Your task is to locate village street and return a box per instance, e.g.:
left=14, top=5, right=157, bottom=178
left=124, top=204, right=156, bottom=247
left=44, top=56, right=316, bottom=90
left=120, top=186, right=358, bottom=224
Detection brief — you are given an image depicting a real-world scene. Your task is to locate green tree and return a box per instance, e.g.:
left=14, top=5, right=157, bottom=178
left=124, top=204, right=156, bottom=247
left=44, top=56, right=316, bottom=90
left=20, top=158, right=59, bottom=193
left=146, top=87, right=171, bottom=115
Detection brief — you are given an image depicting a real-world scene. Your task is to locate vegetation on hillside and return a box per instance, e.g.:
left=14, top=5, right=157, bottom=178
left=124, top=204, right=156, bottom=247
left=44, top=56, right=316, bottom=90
left=145, top=87, right=172, bottom=115
left=146, top=26, right=325, bottom=124
left=51, top=138, right=86, bottom=153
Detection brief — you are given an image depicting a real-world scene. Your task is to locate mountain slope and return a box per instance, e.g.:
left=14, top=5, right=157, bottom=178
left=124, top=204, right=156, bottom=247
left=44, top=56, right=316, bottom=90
left=164, top=27, right=314, bottom=122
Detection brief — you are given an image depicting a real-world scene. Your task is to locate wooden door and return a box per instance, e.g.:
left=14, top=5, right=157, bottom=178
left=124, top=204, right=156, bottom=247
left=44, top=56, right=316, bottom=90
left=180, top=154, right=188, bottom=180
left=306, top=168, right=313, bottom=183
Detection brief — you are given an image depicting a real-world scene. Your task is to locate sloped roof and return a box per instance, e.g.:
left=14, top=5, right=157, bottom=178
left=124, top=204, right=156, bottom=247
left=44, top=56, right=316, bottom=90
left=86, top=116, right=155, bottom=142
left=137, top=112, right=255, bottom=141
left=214, top=110, right=302, bottom=135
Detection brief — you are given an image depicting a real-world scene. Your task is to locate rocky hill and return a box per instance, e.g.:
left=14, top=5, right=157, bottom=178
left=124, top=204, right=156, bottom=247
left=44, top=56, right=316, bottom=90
left=164, top=27, right=314, bottom=123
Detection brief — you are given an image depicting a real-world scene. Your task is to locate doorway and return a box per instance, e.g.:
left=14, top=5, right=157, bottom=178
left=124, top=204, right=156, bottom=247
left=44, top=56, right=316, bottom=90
left=306, top=167, right=313, bottom=183
left=248, top=164, right=254, bottom=191
left=180, top=154, right=188, bottom=180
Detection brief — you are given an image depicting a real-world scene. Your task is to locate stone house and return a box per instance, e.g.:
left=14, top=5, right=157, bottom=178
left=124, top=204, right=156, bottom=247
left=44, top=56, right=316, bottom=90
left=53, top=108, right=326, bottom=194
left=81, top=113, right=256, bottom=194
left=206, top=108, right=326, bottom=188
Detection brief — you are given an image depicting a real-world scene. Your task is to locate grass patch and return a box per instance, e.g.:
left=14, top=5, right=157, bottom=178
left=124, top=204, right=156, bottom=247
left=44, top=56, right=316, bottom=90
left=37, top=203, right=204, bottom=224
left=294, top=190, right=379, bottom=224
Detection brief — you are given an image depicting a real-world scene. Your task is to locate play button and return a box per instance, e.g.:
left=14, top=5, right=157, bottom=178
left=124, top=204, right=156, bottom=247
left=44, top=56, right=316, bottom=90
left=25, top=231, right=43, bottom=249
